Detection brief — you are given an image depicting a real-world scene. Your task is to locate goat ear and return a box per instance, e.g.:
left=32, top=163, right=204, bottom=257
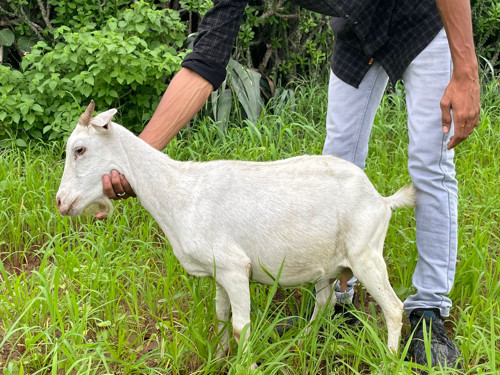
left=90, top=108, right=118, bottom=130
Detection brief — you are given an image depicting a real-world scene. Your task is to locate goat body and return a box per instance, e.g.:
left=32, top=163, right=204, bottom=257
left=57, top=104, right=415, bottom=361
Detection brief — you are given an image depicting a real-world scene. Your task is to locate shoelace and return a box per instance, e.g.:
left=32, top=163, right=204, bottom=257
left=412, top=316, right=452, bottom=346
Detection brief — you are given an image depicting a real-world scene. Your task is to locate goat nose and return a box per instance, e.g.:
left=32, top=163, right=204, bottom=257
left=56, top=195, right=66, bottom=215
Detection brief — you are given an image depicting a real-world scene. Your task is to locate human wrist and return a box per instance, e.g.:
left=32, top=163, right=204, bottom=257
left=452, top=62, right=479, bottom=82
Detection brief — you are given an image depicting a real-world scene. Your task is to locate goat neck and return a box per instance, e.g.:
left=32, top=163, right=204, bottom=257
left=112, top=124, right=188, bottom=221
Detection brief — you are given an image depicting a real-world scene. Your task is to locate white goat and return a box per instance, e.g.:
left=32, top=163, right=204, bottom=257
left=57, top=102, right=415, bottom=362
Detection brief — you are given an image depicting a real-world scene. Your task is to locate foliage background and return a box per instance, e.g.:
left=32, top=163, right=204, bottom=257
left=1, top=0, right=497, bottom=146
left=0, top=0, right=333, bottom=145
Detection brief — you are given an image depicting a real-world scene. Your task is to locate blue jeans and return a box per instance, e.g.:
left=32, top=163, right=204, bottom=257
left=323, top=29, right=457, bottom=317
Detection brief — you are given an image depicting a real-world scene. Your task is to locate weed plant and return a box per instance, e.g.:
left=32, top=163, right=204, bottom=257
left=0, top=80, right=498, bottom=374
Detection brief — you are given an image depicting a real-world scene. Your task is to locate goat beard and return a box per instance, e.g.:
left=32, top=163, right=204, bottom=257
left=82, top=196, right=114, bottom=218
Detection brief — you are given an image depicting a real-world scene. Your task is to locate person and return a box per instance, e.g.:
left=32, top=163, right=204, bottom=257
left=99, top=0, right=480, bottom=368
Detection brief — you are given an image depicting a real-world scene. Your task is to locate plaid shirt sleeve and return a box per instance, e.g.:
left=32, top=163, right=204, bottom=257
left=182, top=0, right=248, bottom=90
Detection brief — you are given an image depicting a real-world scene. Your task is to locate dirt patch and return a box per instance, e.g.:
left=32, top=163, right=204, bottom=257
left=0, top=251, right=41, bottom=278
left=0, top=337, right=26, bottom=370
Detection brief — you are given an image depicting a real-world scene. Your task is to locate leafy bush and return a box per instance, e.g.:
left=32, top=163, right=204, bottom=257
left=0, top=2, right=186, bottom=146
left=1, top=0, right=497, bottom=146
left=48, top=0, right=132, bottom=30
left=471, top=0, right=500, bottom=78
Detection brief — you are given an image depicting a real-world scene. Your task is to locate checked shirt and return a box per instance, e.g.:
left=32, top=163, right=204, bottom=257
left=181, top=0, right=443, bottom=89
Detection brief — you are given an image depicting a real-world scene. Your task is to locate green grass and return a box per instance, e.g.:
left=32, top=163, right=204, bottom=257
left=0, top=79, right=499, bottom=374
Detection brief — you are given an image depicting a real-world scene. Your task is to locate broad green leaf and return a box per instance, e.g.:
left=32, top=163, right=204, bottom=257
left=108, top=20, right=118, bottom=32
left=15, top=138, right=27, bottom=147
left=17, top=36, right=36, bottom=53
left=227, top=59, right=263, bottom=125
left=0, top=29, right=14, bottom=47
left=12, top=112, right=19, bottom=123
left=136, top=24, right=147, bottom=34
left=20, top=58, right=30, bottom=72
left=25, top=114, right=35, bottom=124
left=32, top=104, right=43, bottom=113
left=84, top=76, right=94, bottom=85
left=20, top=105, right=29, bottom=116
left=211, top=89, right=232, bottom=132
left=9, top=70, right=24, bottom=81
left=32, top=130, right=43, bottom=141
left=48, top=81, right=58, bottom=91
left=81, top=86, right=92, bottom=97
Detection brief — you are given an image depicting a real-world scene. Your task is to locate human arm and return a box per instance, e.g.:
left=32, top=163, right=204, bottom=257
left=436, top=0, right=481, bottom=149
left=139, top=67, right=213, bottom=149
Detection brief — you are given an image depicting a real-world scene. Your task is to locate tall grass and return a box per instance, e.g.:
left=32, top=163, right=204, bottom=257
left=0, top=79, right=498, bottom=374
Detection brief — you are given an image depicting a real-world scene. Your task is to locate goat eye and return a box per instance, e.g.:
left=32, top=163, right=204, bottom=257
left=74, top=146, right=86, bottom=157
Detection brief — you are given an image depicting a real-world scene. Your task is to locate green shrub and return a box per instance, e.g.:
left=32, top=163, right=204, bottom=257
left=471, top=0, right=500, bottom=76
left=48, top=0, right=132, bottom=30
left=1, top=0, right=497, bottom=146
left=0, top=1, right=186, bottom=146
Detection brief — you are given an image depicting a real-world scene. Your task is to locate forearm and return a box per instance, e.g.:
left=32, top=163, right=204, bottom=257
left=139, top=67, right=213, bottom=150
left=436, top=0, right=478, bottom=78
left=436, top=0, right=480, bottom=149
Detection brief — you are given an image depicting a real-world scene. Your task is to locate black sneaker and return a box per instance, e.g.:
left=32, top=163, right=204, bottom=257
left=409, top=308, right=461, bottom=369
left=333, top=300, right=362, bottom=328
left=274, top=295, right=362, bottom=337
left=274, top=316, right=301, bottom=336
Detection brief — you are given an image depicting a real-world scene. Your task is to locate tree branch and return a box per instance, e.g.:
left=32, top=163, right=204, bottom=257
left=36, top=0, right=53, bottom=29
left=19, top=7, right=45, bottom=41
left=258, top=43, right=273, bottom=73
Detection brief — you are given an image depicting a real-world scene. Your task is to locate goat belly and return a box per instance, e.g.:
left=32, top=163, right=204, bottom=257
left=249, top=263, right=342, bottom=287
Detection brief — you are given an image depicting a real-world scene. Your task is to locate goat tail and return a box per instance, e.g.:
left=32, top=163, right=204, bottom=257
left=384, top=184, right=416, bottom=210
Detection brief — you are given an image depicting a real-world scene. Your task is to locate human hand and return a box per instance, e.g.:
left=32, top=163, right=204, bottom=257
left=440, top=72, right=480, bottom=150
left=97, top=169, right=136, bottom=219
